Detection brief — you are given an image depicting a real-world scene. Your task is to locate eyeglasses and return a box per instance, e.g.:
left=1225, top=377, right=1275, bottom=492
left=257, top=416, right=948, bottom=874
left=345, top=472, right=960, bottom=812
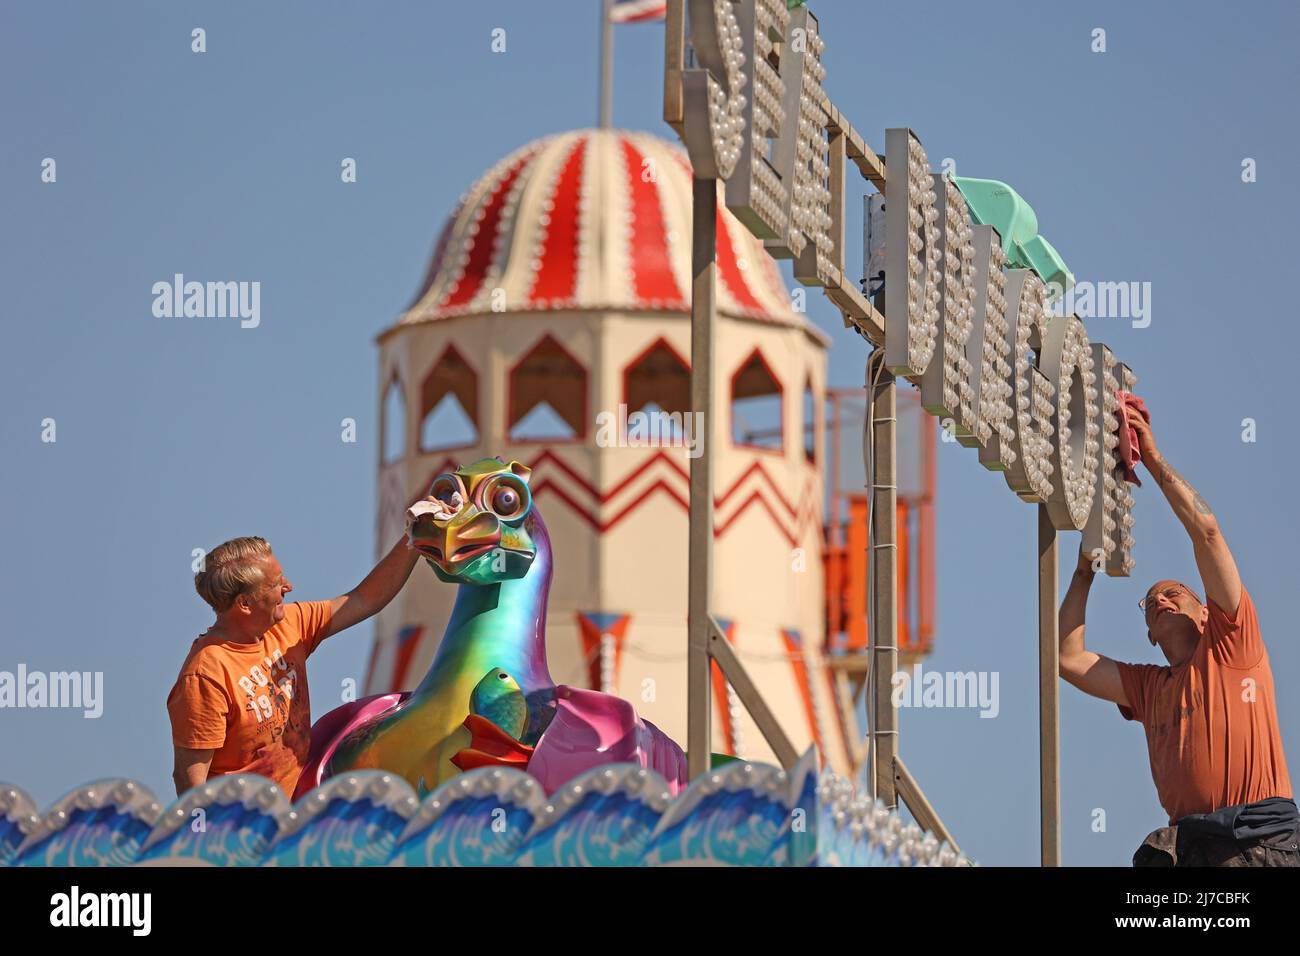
left=1138, top=586, right=1184, bottom=614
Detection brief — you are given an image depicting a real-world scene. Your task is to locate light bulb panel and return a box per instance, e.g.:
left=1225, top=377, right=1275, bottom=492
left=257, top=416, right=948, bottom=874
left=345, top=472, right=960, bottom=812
left=1106, top=363, right=1139, bottom=576
left=723, top=0, right=791, bottom=242
left=884, top=128, right=941, bottom=376
left=966, top=224, right=1014, bottom=460
left=1082, top=344, right=1130, bottom=574
left=1039, top=313, right=1099, bottom=531
left=681, top=0, right=747, bottom=180
left=999, top=270, right=1056, bottom=502
left=763, top=4, right=833, bottom=281
left=920, top=175, right=978, bottom=438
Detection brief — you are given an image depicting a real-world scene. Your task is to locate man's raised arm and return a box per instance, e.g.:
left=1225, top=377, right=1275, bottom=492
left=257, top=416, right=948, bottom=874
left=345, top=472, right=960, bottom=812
left=1059, top=545, right=1130, bottom=706
left=319, top=536, right=421, bottom=641
left=1125, top=406, right=1242, bottom=616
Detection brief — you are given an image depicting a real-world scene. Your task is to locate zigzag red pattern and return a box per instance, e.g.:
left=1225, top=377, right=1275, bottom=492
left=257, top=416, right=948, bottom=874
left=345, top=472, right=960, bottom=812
left=408, top=450, right=819, bottom=545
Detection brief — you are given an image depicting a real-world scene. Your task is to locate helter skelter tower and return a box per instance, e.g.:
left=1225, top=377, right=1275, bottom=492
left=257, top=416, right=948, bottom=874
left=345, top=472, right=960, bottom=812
left=362, top=127, right=854, bottom=770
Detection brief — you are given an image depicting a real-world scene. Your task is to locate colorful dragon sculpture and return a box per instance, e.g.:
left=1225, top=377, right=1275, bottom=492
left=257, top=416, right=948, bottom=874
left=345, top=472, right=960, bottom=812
left=294, top=458, right=687, bottom=800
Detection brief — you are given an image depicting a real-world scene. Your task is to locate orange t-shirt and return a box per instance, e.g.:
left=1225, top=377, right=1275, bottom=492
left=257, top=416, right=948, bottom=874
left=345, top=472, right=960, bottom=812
left=1116, top=588, right=1292, bottom=823
left=167, top=601, right=334, bottom=796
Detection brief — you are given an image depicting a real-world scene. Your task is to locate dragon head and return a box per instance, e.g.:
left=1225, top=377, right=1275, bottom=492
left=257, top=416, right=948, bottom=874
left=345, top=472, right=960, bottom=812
left=406, top=458, right=537, bottom=586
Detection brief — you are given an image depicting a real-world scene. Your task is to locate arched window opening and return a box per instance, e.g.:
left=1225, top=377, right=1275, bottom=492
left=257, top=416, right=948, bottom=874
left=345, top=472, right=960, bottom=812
left=624, top=337, right=692, bottom=443
left=381, top=374, right=407, bottom=464
left=419, top=345, right=479, bottom=452
left=730, top=349, right=783, bottom=452
left=509, top=334, right=587, bottom=442
left=626, top=338, right=690, bottom=415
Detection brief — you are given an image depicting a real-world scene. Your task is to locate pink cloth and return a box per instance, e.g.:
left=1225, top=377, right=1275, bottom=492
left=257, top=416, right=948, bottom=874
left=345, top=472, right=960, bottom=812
left=1116, top=389, right=1149, bottom=486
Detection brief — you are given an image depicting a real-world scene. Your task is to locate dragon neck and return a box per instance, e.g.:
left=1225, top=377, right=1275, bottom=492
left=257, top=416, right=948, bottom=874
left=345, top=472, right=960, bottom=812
left=414, top=507, right=554, bottom=695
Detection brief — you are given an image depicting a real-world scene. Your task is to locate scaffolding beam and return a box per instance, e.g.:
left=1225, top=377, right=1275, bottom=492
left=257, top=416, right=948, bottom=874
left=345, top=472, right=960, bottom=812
left=1038, top=504, right=1062, bottom=865
left=870, top=362, right=899, bottom=806
left=710, top=617, right=799, bottom=769
left=687, top=176, right=716, bottom=780
left=895, top=755, right=960, bottom=854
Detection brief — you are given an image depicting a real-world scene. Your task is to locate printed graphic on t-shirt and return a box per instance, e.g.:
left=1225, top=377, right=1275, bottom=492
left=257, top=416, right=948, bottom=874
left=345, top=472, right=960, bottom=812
left=232, top=647, right=312, bottom=770
left=237, top=648, right=294, bottom=725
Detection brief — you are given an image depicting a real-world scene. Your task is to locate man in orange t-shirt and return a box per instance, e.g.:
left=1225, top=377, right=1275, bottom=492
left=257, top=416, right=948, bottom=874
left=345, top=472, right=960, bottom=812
left=1058, top=405, right=1297, bottom=866
left=167, top=533, right=421, bottom=797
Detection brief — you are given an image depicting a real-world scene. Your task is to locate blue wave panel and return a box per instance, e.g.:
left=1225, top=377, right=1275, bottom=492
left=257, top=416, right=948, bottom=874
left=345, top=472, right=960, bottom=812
left=264, top=797, right=408, bottom=866
left=514, top=766, right=671, bottom=866
left=16, top=807, right=155, bottom=867
left=263, top=773, right=418, bottom=867
left=11, top=780, right=161, bottom=868
left=137, top=802, right=282, bottom=866
left=389, top=768, right=546, bottom=867
left=0, top=823, right=26, bottom=866
left=642, top=764, right=788, bottom=866
left=392, top=795, right=536, bottom=866
left=0, top=785, right=39, bottom=867
left=759, top=749, right=820, bottom=867
left=261, top=801, right=403, bottom=868
left=135, top=775, right=290, bottom=867
left=517, top=793, right=662, bottom=866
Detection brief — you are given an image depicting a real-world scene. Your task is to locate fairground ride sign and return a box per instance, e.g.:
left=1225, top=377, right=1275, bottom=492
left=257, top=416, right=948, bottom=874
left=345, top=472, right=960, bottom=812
left=666, top=0, right=1137, bottom=575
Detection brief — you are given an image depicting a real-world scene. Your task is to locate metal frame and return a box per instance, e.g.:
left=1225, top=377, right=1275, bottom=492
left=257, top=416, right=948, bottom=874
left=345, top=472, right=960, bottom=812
left=869, top=359, right=899, bottom=806
left=1038, top=505, right=1061, bottom=865
left=686, top=175, right=801, bottom=775
left=666, top=0, right=1099, bottom=863
left=680, top=157, right=964, bottom=848
left=824, top=386, right=936, bottom=666
left=686, top=175, right=717, bottom=778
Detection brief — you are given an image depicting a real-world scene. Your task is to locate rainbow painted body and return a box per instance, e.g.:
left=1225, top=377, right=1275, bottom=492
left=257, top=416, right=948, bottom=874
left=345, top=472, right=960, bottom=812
left=324, top=459, right=557, bottom=793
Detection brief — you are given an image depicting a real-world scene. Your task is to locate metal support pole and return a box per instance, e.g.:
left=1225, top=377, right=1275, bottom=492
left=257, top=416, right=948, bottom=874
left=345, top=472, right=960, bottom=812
left=687, top=177, right=717, bottom=779
left=597, top=0, right=614, bottom=129
left=1038, top=504, right=1061, bottom=866
left=870, top=364, right=899, bottom=807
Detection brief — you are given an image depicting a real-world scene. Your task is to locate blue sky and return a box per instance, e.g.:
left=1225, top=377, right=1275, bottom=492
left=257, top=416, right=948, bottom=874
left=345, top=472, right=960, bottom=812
left=2, top=0, right=1298, bottom=866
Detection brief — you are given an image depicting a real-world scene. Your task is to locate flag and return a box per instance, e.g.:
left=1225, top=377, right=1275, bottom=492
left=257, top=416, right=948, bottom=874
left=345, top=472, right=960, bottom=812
left=610, top=0, right=667, bottom=24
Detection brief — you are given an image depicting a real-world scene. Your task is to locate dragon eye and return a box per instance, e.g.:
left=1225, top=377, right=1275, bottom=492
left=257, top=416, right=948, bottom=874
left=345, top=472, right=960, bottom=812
left=493, top=486, right=520, bottom=515
left=484, top=477, right=527, bottom=518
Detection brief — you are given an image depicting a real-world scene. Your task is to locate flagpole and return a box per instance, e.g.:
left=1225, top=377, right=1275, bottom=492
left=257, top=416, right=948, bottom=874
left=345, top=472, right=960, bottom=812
left=598, top=0, right=614, bottom=128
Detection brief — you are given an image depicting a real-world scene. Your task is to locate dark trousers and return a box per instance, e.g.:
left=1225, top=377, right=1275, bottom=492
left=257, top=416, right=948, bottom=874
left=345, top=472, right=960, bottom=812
left=1133, top=821, right=1300, bottom=866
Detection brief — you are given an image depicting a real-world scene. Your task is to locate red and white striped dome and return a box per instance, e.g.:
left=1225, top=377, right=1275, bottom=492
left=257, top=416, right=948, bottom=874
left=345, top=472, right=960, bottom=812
left=396, top=129, right=822, bottom=337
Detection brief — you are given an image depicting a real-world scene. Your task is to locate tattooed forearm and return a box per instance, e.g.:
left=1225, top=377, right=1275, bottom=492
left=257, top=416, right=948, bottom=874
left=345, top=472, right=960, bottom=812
left=1153, top=457, right=1213, bottom=516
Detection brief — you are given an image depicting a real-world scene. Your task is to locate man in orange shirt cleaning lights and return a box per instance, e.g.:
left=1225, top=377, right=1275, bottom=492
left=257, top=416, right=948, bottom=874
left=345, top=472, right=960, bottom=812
left=1058, top=403, right=1297, bottom=866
